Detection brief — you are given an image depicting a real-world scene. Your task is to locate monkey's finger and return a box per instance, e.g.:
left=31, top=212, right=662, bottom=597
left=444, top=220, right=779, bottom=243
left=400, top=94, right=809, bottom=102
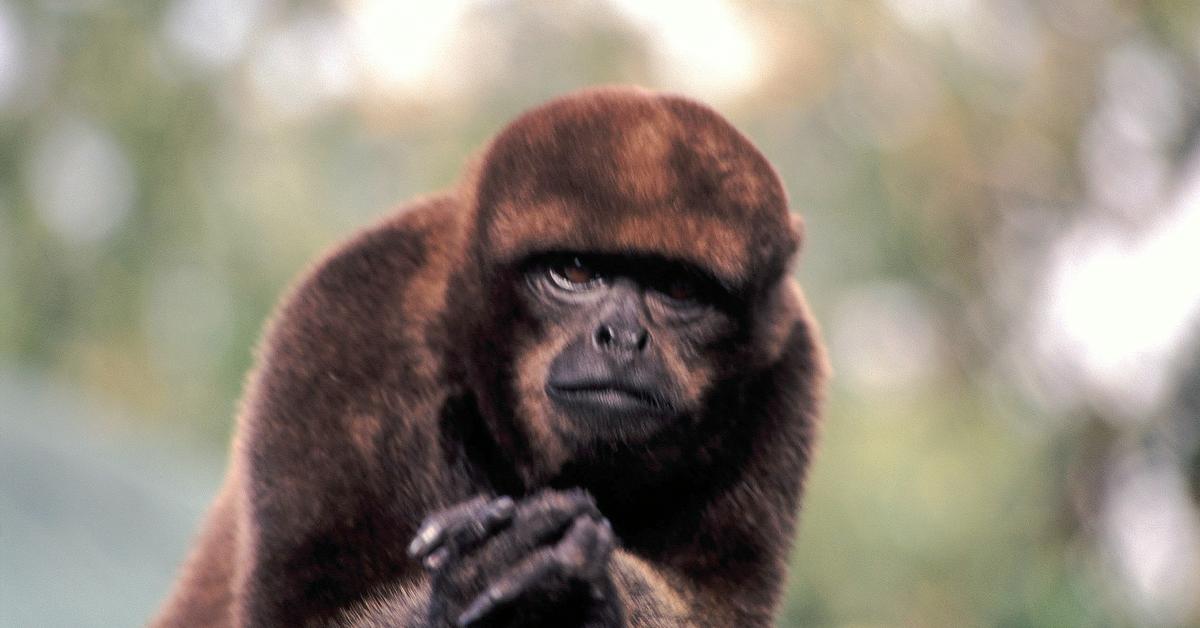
left=510, top=488, right=602, bottom=546
left=455, top=553, right=556, bottom=627
left=412, top=496, right=515, bottom=563
left=554, top=515, right=614, bottom=583
left=456, top=517, right=611, bottom=627
left=585, top=518, right=617, bottom=599
left=408, top=496, right=514, bottom=560
left=428, top=489, right=598, bottom=572
left=408, top=496, right=487, bottom=558
left=572, top=517, right=615, bottom=583
left=426, top=497, right=516, bottom=569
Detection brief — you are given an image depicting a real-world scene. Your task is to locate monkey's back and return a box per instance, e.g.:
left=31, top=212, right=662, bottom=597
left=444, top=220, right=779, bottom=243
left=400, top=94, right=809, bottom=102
left=155, top=195, right=476, bottom=626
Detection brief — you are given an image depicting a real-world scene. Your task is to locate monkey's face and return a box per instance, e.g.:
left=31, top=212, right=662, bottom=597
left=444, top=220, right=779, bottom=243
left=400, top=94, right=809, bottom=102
left=462, top=88, right=801, bottom=471
left=513, top=251, right=740, bottom=444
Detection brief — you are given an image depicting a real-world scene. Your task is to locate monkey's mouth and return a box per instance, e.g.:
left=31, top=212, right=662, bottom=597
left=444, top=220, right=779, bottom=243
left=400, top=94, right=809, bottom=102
left=545, top=381, right=674, bottom=417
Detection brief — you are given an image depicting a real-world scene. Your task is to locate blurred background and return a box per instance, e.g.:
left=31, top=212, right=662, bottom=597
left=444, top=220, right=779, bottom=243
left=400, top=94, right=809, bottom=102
left=2, top=0, right=1200, bottom=626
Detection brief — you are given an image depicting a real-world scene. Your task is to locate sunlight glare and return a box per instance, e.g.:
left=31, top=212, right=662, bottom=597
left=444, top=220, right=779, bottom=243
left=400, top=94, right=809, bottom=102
left=607, top=0, right=761, bottom=99
left=1034, top=171, right=1200, bottom=419
left=347, top=0, right=471, bottom=95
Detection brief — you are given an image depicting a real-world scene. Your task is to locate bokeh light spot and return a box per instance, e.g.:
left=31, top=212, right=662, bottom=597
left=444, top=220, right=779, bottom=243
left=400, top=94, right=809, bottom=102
left=26, top=117, right=136, bottom=245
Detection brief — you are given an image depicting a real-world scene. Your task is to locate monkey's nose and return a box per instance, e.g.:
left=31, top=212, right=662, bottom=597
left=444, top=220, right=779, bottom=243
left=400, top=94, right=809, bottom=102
left=593, top=323, right=650, bottom=352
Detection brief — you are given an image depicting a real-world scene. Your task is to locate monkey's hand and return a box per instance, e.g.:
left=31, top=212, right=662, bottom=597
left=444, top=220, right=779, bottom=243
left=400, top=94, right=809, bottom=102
left=408, top=489, right=622, bottom=627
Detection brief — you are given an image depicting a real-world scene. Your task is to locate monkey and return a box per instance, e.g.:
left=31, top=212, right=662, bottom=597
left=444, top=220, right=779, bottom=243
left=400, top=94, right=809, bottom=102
left=152, top=85, right=826, bottom=628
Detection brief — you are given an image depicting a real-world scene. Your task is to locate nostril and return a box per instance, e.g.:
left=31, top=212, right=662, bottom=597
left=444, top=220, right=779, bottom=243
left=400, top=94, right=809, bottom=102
left=594, top=325, right=614, bottom=347
left=595, top=324, right=650, bottom=352
left=635, top=330, right=649, bottom=351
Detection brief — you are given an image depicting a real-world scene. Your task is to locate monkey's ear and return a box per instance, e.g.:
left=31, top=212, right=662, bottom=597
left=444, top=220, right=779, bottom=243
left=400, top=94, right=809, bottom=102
left=789, top=212, right=806, bottom=249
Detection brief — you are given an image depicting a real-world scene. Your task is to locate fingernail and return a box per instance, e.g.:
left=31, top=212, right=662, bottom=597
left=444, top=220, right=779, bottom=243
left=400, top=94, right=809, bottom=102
left=491, top=496, right=515, bottom=518
left=407, top=524, right=441, bottom=556
left=423, top=546, right=449, bottom=570
left=457, top=598, right=488, bottom=627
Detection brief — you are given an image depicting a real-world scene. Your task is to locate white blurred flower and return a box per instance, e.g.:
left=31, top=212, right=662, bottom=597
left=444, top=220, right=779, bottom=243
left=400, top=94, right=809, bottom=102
left=348, top=0, right=472, bottom=96
left=27, top=116, right=135, bottom=245
left=1101, top=450, right=1200, bottom=624
left=1030, top=161, right=1200, bottom=421
left=607, top=0, right=761, bottom=99
left=162, top=0, right=274, bottom=72
left=247, top=12, right=358, bottom=123
left=884, top=0, right=976, bottom=35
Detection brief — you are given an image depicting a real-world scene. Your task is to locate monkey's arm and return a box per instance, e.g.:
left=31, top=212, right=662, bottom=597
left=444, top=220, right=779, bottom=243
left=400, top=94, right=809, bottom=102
left=150, top=480, right=241, bottom=628
left=341, top=579, right=430, bottom=627
left=609, top=551, right=732, bottom=628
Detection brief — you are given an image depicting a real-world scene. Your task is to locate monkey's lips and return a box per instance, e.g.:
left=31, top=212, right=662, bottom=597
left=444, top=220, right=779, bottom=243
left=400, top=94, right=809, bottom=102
left=545, top=381, right=674, bottom=418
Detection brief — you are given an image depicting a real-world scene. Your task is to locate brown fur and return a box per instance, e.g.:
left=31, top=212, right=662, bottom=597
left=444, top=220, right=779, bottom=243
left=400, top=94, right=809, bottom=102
left=153, top=86, right=826, bottom=627
left=469, top=87, right=795, bottom=289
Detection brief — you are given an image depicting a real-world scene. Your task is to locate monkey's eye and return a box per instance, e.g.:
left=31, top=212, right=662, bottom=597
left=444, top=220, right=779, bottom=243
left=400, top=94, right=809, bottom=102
left=548, top=257, right=605, bottom=291
left=663, top=279, right=698, bottom=303
left=649, top=270, right=707, bottom=309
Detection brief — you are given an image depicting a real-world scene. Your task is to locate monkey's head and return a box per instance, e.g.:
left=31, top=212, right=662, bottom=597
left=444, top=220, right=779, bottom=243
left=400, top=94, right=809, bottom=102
left=451, top=87, right=805, bottom=482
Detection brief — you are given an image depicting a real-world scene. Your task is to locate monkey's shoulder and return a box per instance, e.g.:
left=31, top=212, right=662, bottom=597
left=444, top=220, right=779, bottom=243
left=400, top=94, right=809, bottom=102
left=298, top=194, right=462, bottom=314
left=252, top=195, right=463, bottom=404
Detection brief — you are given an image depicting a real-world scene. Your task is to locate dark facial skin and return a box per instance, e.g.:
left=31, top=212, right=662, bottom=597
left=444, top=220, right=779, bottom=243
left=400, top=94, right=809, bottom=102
left=522, top=252, right=737, bottom=442
left=407, top=253, right=744, bottom=627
